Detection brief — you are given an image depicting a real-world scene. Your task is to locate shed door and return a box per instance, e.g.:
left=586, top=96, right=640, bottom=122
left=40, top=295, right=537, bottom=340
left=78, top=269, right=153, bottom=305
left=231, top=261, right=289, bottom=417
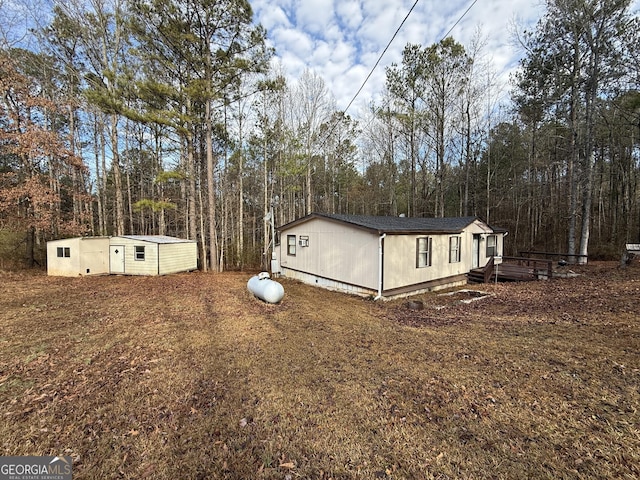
left=110, top=245, right=125, bottom=273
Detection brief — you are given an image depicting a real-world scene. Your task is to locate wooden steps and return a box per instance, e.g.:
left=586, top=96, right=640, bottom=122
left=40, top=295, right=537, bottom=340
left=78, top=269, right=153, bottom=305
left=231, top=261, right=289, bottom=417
left=467, top=268, right=487, bottom=284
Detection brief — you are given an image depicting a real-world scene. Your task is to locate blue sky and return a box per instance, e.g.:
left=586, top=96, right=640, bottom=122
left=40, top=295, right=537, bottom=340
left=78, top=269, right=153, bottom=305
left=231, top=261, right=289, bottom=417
left=2, top=0, right=638, bottom=116
left=250, top=0, right=638, bottom=116
left=250, top=0, right=547, bottom=114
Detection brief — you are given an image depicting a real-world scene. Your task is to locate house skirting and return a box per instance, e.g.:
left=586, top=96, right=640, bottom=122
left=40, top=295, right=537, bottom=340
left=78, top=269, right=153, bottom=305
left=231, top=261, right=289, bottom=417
left=381, top=274, right=468, bottom=299
left=280, top=267, right=467, bottom=300
left=280, top=267, right=376, bottom=297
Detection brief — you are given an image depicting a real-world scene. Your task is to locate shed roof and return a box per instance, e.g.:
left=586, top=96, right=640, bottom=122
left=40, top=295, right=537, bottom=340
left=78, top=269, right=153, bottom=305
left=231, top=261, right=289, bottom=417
left=47, top=236, right=110, bottom=244
left=114, top=235, right=195, bottom=244
left=279, top=213, right=488, bottom=235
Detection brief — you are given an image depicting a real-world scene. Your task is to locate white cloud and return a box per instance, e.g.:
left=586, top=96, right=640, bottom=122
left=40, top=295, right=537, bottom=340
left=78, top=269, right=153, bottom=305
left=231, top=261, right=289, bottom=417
left=271, top=27, right=314, bottom=59
left=294, top=0, right=336, bottom=36
left=253, top=0, right=560, bottom=114
left=335, top=0, right=363, bottom=30
left=357, top=4, right=404, bottom=49
left=257, top=5, right=291, bottom=32
left=310, top=40, right=333, bottom=67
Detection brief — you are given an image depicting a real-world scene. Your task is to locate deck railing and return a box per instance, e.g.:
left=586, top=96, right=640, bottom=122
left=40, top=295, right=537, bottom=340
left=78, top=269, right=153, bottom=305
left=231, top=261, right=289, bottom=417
left=483, top=256, right=495, bottom=283
left=519, top=251, right=587, bottom=263
left=502, top=256, right=553, bottom=279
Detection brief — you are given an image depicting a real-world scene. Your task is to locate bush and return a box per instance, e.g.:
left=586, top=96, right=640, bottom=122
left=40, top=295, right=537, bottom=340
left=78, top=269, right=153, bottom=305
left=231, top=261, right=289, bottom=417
left=588, top=243, right=623, bottom=261
left=0, top=229, right=46, bottom=270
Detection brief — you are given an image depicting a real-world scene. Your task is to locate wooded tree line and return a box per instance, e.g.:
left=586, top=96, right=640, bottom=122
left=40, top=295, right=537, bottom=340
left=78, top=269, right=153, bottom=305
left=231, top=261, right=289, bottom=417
left=1, top=0, right=639, bottom=269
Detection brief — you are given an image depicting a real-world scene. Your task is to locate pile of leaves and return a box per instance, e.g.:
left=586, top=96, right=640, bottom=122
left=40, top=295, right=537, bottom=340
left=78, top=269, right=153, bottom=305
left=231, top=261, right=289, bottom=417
left=1, top=262, right=638, bottom=479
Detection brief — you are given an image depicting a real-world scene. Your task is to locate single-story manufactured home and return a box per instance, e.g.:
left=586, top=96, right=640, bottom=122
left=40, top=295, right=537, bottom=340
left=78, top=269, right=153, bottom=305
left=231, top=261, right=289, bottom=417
left=47, top=235, right=197, bottom=277
left=274, top=213, right=506, bottom=299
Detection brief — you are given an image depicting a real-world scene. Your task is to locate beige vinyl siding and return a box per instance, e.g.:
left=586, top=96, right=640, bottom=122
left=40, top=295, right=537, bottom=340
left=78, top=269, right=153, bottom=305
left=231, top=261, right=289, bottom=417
left=465, top=218, right=501, bottom=266
left=110, top=237, right=196, bottom=276
left=383, top=219, right=494, bottom=291
left=158, top=242, right=197, bottom=275
left=383, top=234, right=469, bottom=290
left=279, top=217, right=379, bottom=290
left=117, top=239, right=159, bottom=275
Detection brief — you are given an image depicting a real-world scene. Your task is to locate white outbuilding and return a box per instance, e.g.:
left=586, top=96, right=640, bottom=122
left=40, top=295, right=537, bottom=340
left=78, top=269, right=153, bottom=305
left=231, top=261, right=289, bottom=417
left=47, top=235, right=197, bottom=276
left=108, top=235, right=197, bottom=276
left=46, top=236, right=111, bottom=277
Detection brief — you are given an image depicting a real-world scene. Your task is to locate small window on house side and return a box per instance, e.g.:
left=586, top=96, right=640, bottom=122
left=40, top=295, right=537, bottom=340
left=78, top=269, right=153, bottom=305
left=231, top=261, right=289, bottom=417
left=135, top=246, right=145, bottom=261
left=486, top=235, right=497, bottom=257
left=416, top=237, right=432, bottom=268
left=57, top=247, right=70, bottom=258
left=287, top=235, right=296, bottom=256
left=449, top=236, right=461, bottom=263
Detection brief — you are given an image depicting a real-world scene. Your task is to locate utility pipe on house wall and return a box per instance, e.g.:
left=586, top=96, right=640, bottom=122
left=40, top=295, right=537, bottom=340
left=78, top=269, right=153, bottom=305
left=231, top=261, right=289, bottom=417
left=375, top=233, right=386, bottom=300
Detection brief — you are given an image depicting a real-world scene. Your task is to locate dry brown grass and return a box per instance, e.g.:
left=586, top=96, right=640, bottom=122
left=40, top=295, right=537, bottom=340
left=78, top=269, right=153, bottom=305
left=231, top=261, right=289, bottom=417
left=1, top=262, right=639, bottom=479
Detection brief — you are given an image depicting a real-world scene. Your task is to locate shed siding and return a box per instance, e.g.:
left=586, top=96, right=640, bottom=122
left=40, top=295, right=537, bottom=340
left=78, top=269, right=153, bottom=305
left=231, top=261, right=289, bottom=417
left=279, top=217, right=379, bottom=290
left=158, top=242, right=198, bottom=275
left=114, top=238, right=159, bottom=275
left=110, top=236, right=197, bottom=275
left=47, top=238, right=81, bottom=276
left=48, top=236, right=196, bottom=277
left=79, top=239, right=110, bottom=275
left=47, top=237, right=110, bottom=276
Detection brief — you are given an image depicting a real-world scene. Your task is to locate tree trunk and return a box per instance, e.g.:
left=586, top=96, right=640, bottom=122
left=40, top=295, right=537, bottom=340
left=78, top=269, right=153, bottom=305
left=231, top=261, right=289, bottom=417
left=463, top=102, right=471, bottom=217
left=198, top=169, right=208, bottom=272
left=567, top=41, right=581, bottom=263
left=306, top=147, right=312, bottom=215
left=206, top=99, right=217, bottom=271
left=92, top=114, right=105, bottom=235
left=26, top=225, right=36, bottom=268
left=263, top=120, right=270, bottom=271
left=237, top=103, right=244, bottom=270
left=110, top=113, right=124, bottom=236
left=579, top=151, right=594, bottom=264
left=186, top=131, right=198, bottom=243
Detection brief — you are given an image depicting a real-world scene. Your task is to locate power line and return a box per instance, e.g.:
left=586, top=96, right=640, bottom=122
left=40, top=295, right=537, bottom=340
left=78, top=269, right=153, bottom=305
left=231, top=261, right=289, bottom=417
left=344, top=0, right=479, bottom=118
left=341, top=0, right=421, bottom=117
left=322, top=0, right=480, bottom=146
left=441, top=0, right=479, bottom=41
left=345, top=0, right=481, bottom=144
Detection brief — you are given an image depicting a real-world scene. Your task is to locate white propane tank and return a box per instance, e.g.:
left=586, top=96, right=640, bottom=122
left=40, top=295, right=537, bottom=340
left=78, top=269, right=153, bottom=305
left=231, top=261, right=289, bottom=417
left=247, top=272, right=284, bottom=304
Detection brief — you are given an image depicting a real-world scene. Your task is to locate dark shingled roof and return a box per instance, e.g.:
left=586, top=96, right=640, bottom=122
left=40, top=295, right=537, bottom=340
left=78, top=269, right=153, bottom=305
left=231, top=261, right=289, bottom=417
left=279, top=213, right=485, bottom=234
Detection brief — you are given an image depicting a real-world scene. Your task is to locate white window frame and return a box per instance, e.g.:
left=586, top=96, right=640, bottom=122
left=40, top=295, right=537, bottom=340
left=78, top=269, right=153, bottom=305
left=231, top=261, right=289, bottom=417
left=416, top=237, right=432, bottom=268
left=449, top=236, right=461, bottom=263
left=135, top=245, right=145, bottom=261
left=486, top=235, right=498, bottom=257
left=287, top=235, right=296, bottom=256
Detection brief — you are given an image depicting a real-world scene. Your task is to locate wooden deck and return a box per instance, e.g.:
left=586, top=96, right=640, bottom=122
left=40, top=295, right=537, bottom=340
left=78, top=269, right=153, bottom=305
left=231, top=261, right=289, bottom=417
left=468, top=257, right=553, bottom=283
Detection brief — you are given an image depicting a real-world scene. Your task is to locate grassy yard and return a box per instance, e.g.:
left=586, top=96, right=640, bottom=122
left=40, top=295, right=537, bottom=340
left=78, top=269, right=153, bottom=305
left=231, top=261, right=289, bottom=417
left=1, top=262, right=639, bottom=479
